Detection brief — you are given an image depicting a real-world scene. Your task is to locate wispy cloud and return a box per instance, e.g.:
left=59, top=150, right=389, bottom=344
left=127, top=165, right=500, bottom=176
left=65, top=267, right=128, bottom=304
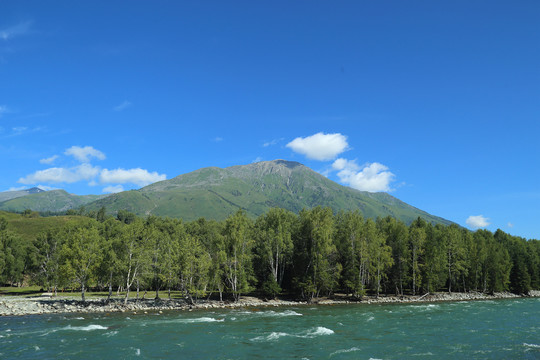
left=0, top=105, right=9, bottom=117
left=0, top=21, right=33, bottom=41
left=7, top=186, right=26, bottom=192
left=100, top=168, right=166, bottom=187
left=103, top=185, right=124, bottom=193
left=113, top=100, right=132, bottom=112
left=332, top=158, right=395, bottom=192
left=263, top=138, right=284, bottom=147
left=2, top=126, right=44, bottom=137
left=287, top=132, right=349, bottom=161
left=65, top=145, right=106, bottom=163
left=18, top=163, right=101, bottom=185
left=40, top=155, right=59, bottom=164
left=11, top=126, right=28, bottom=135
left=252, top=157, right=263, bottom=163
left=466, top=215, right=490, bottom=229
left=213, top=137, right=224, bottom=142
left=507, top=222, right=514, bottom=228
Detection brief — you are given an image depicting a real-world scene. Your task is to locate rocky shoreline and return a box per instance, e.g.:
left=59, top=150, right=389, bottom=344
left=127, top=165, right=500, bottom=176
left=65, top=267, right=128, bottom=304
left=1, top=291, right=539, bottom=317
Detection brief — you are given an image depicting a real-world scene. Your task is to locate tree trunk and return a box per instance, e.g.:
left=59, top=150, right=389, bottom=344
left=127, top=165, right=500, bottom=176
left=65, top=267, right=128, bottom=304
left=107, top=272, right=113, bottom=302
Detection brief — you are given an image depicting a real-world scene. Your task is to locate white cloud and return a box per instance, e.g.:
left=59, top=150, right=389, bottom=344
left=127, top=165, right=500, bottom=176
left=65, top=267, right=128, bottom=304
left=213, top=137, right=223, bottom=142
left=252, top=157, right=263, bottom=163
left=64, top=145, right=106, bottom=163
left=332, top=158, right=395, bottom=192
left=507, top=222, right=514, bottom=228
left=100, top=168, right=166, bottom=186
left=40, top=155, right=59, bottom=164
left=103, top=185, right=124, bottom=193
left=286, top=132, right=349, bottom=161
left=466, top=215, right=490, bottom=229
left=18, top=163, right=100, bottom=184
left=0, top=21, right=32, bottom=41
left=113, top=100, right=132, bottom=111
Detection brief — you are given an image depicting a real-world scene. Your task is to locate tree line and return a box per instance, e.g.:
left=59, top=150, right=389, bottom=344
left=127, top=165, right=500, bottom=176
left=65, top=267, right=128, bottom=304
left=1, top=207, right=539, bottom=302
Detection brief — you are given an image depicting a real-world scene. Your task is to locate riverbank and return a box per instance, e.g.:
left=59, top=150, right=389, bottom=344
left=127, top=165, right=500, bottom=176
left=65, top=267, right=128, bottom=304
left=1, top=290, right=539, bottom=317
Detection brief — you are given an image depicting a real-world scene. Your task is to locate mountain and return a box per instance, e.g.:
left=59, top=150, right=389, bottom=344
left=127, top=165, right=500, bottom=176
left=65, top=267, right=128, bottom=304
left=0, top=189, right=109, bottom=213
left=0, top=187, right=45, bottom=203
left=85, top=160, right=453, bottom=225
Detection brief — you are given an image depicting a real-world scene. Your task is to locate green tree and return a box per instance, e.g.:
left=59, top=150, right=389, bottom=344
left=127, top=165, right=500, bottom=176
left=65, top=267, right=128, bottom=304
left=58, top=224, right=102, bottom=301
left=444, top=225, right=466, bottom=293
left=368, top=219, right=393, bottom=298
left=379, top=217, right=409, bottom=296
left=293, top=207, right=341, bottom=301
left=334, top=210, right=368, bottom=297
left=119, top=220, right=152, bottom=304
left=253, top=208, right=296, bottom=297
left=33, top=230, right=63, bottom=294
left=222, top=210, right=254, bottom=301
left=409, top=226, right=426, bottom=295
left=0, top=218, right=26, bottom=286
left=179, top=234, right=211, bottom=303
left=422, top=224, right=446, bottom=292
left=187, top=218, right=226, bottom=301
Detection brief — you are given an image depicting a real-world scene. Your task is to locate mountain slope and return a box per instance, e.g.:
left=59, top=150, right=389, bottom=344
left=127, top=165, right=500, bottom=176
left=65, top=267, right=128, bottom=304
left=0, top=187, right=45, bottom=203
left=0, top=190, right=109, bottom=213
left=86, top=160, right=453, bottom=225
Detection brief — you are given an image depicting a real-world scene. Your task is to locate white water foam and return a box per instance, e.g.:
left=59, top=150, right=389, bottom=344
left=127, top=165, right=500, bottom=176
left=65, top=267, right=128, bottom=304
left=233, top=309, right=302, bottom=318
left=180, top=317, right=225, bottom=323
left=367, top=316, right=375, bottom=322
left=266, top=310, right=303, bottom=317
left=304, top=327, right=334, bottom=337
left=62, top=324, right=108, bottom=331
left=251, top=327, right=334, bottom=342
left=103, top=331, right=118, bottom=337
left=523, top=343, right=540, bottom=349
left=330, top=347, right=361, bottom=356
left=251, top=332, right=290, bottom=342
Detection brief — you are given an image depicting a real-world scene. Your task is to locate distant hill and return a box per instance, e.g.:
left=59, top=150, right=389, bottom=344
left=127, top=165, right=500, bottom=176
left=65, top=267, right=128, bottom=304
left=0, top=189, right=108, bottom=213
left=0, top=187, right=45, bottom=203
left=86, top=160, right=453, bottom=225
left=0, top=160, right=453, bottom=225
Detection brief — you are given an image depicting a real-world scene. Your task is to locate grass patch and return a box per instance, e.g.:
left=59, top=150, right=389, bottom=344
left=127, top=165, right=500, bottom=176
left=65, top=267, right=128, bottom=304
left=0, top=285, right=43, bottom=297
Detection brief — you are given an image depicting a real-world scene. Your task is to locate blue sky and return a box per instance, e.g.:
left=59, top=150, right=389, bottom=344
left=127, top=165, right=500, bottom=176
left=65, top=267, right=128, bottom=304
left=1, top=1, right=539, bottom=239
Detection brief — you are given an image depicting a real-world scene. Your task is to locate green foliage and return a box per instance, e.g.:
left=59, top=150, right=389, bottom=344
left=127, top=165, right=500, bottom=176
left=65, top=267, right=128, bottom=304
left=1, top=206, right=538, bottom=301
left=58, top=223, right=103, bottom=301
left=253, top=208, right=296, bottom=294
left=222, top=210, right=255, bottom=301
left=293, top=207, right=341, bottom=300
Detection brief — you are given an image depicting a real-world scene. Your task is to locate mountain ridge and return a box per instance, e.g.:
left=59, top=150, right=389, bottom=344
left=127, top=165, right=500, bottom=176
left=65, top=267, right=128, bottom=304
left=0, top=160, right=453, bottom=225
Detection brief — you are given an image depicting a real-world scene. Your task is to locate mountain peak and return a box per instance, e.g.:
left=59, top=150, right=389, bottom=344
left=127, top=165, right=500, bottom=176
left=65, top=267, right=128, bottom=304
left=256, top=159, right=303, bottom=168
left=27, top=187, right=45, bottom=194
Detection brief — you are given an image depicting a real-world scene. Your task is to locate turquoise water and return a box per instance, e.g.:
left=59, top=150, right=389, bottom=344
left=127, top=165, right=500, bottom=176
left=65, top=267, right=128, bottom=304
left=1, top=298, right=539, bottom=359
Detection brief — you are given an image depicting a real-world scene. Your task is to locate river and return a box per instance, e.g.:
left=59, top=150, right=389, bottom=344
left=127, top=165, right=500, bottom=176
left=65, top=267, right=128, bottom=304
left=1, top=297, right=539, bottom=359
